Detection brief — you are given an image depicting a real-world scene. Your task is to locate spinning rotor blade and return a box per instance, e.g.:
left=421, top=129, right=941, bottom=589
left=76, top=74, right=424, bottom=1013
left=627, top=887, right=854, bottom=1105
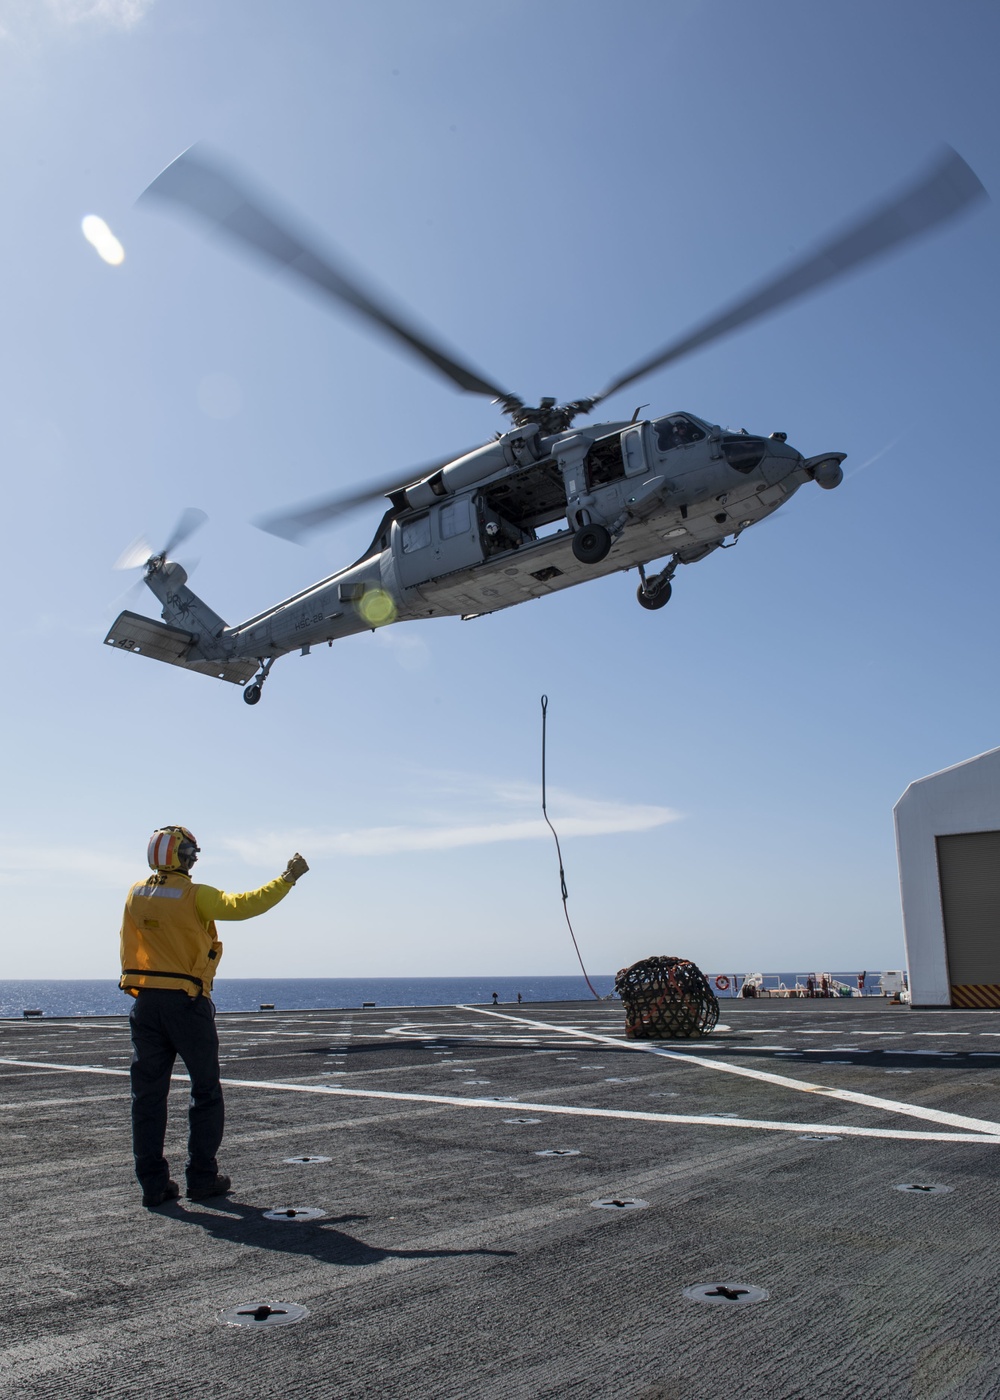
left=142, top=147, right=513, bottom=402
left=105, top=574, right=150, bottom=620
left=596, top=147, right=988, bottom=403
left=162, top=506, right=208, bottom=557
left=254, top=447, right=478, bottom=542
left=113, top=535, right=154, bottom=571
left=113, top=507, right=207, bottom=569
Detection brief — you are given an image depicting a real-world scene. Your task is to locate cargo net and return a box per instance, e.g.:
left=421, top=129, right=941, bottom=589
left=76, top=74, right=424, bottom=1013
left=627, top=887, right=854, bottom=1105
left=615, top=956, right=719, bottom=1039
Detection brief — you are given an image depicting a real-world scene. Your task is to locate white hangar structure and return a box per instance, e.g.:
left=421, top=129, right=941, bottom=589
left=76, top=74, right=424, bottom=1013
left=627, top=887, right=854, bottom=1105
left=894, top=746, right=1000, bottom=1009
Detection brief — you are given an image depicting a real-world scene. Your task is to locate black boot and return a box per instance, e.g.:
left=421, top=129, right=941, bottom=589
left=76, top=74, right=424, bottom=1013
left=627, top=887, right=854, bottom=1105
left=142, top=1179, right=180, bottom=1208
left=186, top=1173, right=232, bottom=1200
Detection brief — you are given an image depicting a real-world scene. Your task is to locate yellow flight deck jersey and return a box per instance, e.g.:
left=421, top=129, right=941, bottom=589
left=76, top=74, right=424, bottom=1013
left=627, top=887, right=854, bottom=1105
left=120, top=869, right=292, bottom=998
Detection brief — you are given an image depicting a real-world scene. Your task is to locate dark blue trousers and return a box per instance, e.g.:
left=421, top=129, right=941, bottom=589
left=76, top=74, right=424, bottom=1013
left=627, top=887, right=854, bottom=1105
left=129, top=989, right=224, bottom=1192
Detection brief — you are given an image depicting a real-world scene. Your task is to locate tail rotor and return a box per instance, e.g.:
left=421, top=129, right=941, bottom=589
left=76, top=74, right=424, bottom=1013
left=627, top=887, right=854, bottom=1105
left=113, top=507, right=207, bottom=575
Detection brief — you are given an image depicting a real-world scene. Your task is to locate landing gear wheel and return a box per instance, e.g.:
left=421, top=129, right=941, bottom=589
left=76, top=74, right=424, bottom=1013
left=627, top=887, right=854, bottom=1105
left=572, top=524, right=612, bottom=564
left=637, top=580, right=672, bottom=610
left=243, top=684, right=262, bottom=706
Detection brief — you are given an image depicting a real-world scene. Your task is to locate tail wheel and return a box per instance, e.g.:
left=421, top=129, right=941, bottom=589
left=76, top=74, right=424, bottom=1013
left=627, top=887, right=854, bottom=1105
left=637, top=580, right=672, bottom=610
left=572, top=524, right=612, bottom=564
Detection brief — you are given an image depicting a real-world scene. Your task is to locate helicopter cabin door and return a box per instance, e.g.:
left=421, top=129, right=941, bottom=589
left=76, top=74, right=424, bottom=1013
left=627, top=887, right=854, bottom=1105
left=394, top=495, right=484, bottom=588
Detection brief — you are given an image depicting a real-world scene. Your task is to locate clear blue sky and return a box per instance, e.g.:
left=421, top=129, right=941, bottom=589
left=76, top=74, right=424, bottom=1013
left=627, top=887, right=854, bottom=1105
left=1, top=0, right=997, bottom=980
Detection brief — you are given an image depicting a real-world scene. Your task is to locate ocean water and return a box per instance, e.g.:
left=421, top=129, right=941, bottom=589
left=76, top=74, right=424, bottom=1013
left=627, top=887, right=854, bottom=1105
left=0, top=976, right=616, bottom=1019
left=0, top=971, right=892, bottom=1019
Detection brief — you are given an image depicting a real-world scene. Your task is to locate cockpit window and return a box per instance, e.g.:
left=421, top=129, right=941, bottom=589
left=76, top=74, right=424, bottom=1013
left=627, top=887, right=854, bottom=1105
left=653, top=416, right=705, bottom=452
left=722, top=435, right=766, bottom=473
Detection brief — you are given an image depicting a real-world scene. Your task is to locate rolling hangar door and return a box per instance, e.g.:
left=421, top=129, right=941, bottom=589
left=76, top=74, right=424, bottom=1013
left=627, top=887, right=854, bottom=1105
left=894, top=746, right=1000, bottom=1008
left=936, top=832, right=1000, bottom=1007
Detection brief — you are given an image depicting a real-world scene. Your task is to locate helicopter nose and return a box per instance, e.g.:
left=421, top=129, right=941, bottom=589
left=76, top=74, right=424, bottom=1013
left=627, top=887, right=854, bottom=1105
left=766, top=435, right=800, bottom=460
left=760, top=440, right=801, bottom=486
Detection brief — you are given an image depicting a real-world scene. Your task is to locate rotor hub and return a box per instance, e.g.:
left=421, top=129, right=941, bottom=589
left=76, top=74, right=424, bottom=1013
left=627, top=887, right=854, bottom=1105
left=499, top=396, right=597, bottom=433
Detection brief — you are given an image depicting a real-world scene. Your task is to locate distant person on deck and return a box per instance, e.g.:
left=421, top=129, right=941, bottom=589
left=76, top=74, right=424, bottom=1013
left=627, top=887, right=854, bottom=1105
left=491, top=991, right=499, bottom=1005
left=119, top=826, right=308, bottom=1208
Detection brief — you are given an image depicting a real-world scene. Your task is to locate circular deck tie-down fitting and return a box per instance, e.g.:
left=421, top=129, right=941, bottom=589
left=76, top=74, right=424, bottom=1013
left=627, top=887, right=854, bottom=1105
left=683, top=1282, right=769, bottom=1306
left=220, top=1300, right=310, bottom=1328
left=590, top=1196, right=649, bottom=1211
left=893, top=1183, right=953, bottom=1195
left=614, top=955, right=719, bottom=1039
left=263, top=1206, right=327, bottom=1222
left=282, top=1155, right=332, bottom=1165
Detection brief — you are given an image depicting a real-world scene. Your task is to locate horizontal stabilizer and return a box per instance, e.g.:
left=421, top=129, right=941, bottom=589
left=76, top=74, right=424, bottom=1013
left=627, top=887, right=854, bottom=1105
left=104, top=611, right=259, bottom=687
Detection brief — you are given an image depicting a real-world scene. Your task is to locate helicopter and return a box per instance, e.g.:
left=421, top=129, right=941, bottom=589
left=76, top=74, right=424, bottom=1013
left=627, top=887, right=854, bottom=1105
left=105, top=146, right=987, bottom=705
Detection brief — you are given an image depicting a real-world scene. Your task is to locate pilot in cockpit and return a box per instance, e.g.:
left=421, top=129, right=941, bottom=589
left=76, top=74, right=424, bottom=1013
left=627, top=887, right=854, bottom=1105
left=656, top=417, right=699, bottom=452
left=670, top=418, right=698, bottom=445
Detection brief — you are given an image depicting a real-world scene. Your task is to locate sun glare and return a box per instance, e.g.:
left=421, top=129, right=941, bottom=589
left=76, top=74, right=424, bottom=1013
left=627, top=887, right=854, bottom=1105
left=358, top=590, right=397, bottom=627
left=81, top=214, right=125, bottom=266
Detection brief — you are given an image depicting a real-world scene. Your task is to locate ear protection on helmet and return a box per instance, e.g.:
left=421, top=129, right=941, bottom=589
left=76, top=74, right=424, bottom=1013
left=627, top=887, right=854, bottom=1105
left=148, top=826, right=200, bottom=872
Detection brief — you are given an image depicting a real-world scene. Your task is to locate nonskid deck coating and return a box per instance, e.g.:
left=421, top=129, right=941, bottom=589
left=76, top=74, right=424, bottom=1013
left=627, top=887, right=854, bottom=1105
left=2, top=998, right=999, bottom=1399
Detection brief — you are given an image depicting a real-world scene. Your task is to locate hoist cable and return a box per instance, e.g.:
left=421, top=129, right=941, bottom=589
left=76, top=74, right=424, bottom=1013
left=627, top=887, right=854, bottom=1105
left=540, top=695, right=601, bottom=1000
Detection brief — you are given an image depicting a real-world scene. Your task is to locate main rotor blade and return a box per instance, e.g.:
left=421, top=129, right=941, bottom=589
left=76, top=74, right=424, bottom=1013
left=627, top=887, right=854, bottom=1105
left=254, top=447, right=478, bottom=543
left=596, top=147, right=988, bottom=403
left=141, top=146, right=513, bottom=402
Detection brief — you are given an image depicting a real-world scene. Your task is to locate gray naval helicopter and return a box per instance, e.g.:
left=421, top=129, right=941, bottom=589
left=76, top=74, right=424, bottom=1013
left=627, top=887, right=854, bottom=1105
left=105, top=147, right=987, bottom=704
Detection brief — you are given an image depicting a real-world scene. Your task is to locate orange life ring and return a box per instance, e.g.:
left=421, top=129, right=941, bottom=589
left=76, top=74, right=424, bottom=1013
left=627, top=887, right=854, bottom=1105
left=715, top=975, right=730, bottom=991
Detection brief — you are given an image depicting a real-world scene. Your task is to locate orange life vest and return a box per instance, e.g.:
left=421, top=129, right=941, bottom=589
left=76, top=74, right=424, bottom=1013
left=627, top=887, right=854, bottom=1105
left=120, top=871, right=223, bottom=998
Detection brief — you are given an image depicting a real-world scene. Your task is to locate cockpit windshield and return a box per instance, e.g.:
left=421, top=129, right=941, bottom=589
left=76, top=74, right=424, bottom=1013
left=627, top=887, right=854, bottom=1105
left=721, top=435, right=766, bottom=473
left=653, top=416, right=706, bottom=452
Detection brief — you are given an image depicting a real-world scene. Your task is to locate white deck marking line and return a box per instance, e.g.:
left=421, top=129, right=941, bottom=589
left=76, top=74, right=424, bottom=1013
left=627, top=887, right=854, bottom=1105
left=211, top=1082, right=996, bottom=1142
left=0, top=1060, right=131, bottom=1076
left=0, top=1059, right=995, bottom=1143
left=0, top=1093, right=126, bottom=1109
left=454, top=1008, right=1000, bottom=1139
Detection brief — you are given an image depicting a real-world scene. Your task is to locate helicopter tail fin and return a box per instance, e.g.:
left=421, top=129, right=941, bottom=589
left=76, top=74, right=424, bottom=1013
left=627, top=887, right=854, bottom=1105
left=104, top=562, right=259, bottom=687
left=139, top=560, right=230, bottom=639
left=103, top=610, right=259, bottom=686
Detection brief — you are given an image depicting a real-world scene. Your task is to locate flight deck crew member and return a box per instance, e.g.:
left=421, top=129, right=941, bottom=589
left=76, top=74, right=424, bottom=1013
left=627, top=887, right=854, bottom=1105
left=120, top=825, right=309, bottom=1208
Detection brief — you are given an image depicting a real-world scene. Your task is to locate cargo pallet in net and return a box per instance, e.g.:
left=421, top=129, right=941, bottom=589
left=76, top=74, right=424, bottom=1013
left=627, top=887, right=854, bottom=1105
left=615, top=956, right=719, bottom=1039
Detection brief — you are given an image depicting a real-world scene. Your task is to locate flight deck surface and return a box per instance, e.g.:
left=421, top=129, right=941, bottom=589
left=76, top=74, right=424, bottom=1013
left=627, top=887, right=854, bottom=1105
left=2, top=997, right=999, bottom=1399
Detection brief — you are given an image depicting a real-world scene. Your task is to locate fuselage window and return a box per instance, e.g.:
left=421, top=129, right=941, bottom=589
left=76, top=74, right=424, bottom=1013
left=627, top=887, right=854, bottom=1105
left=722, top=436, right=766, bottom=473
left=401, top=515, right=432, bottom=553
left=438, top=498, right=472, bottom=539
left=654, top=416, right=706, bottom=452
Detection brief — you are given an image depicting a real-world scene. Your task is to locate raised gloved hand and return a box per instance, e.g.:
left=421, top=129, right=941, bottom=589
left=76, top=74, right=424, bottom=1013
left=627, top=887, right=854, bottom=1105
left=282, top=853, right=309, bottom=885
